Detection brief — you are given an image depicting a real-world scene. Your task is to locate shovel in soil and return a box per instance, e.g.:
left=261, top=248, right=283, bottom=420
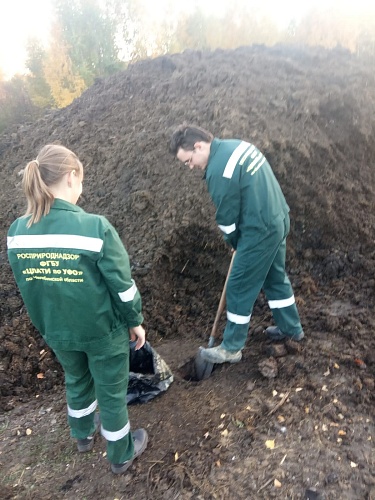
left=194, top=252, right=236, bottom=380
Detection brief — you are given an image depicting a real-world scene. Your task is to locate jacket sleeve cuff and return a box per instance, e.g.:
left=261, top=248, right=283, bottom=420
left=126, top=314, right=144, bottom=328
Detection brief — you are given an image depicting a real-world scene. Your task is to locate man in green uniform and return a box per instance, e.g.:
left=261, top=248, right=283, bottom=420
left=169, top=124, right=304, bottom=364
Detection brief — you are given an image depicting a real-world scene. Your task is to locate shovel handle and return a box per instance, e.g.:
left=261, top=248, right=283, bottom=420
left=210, top=251, right=236, bottom=340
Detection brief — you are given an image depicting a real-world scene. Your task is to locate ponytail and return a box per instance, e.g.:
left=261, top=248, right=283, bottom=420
left=22, top=144, right=82, bottom=227
left=23, top=160, right=54, bottom=227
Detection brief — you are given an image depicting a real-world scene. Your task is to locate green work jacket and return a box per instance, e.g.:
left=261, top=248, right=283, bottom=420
left=204, top=138, right=289, bottom=249
left=7, top=199, right=143, bottom=352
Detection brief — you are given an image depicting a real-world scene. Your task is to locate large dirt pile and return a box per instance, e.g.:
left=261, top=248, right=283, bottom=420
left=1, top=44, right=375, bottom=401
left=1, top=44, right=375, bottom=500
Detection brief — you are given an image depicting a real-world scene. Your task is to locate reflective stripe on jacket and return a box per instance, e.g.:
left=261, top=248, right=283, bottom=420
left=7, top=199, right=143, bottom=351
left=204, top=138, right=289, bottom=249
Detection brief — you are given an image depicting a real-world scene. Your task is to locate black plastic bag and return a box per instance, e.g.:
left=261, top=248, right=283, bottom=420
left=127, top=340, right=173, bottom=404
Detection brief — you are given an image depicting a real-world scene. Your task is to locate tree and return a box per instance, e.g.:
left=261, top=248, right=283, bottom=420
left=0, top=76, right=37, bottom=133
left=54, top=0, right=123, bottom=86
left=25, top=38, right=55, bottom=108
left=171, top=8, right=209, bottom=52
left=44, top=23, right=86, bottom=108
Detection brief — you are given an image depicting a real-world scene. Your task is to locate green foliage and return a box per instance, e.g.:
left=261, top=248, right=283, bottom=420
left=26, top=38, right=46, bottom=77
left=25, top=38, right=55, bottom=108
left=54, top=0, right=122, bottom=86
left=174, top=9, right=209, bottom=51
left=43, top=23, right=87, bottom=108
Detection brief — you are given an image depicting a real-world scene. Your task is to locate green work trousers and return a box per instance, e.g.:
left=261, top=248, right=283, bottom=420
left=53, top=332, right=134, bottom=464
left=222, top=214, right=302, bottom=352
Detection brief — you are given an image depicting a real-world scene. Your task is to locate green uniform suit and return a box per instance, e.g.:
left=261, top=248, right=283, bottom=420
left=7, top=199, right=143, bottom=464
left=204, top=139, right=302, bottom=351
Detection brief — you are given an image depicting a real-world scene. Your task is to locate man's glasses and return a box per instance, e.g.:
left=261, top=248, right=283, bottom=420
left=184, top=148, right=195, bottom=167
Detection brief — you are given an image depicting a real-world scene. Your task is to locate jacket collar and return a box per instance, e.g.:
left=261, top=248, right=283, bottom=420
left=203, top=138, right=220, bottom=179
left=51, top=198, right=83, bottom=213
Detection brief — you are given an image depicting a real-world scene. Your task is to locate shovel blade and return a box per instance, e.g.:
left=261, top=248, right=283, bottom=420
left=194, top=346, right=215, bottom=380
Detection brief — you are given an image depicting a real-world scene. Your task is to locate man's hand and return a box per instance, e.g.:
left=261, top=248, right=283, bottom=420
left=129, top=325, right=146, bottom=350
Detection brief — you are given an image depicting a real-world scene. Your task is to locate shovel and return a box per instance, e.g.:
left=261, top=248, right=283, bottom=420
left=194, top=251, right=236, bottom=380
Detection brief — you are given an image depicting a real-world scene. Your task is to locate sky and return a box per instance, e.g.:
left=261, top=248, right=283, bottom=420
left=0, top=1, right=53, bottom=79
left=0, top=0, right=374, bottom=80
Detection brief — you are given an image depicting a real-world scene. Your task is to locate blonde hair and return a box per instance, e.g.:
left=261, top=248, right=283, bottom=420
left=22, top=144, right=83, bottom=227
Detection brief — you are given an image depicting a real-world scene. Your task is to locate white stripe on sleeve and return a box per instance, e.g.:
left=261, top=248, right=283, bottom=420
left=223, top=142, right=250, bottom=179
left=218, top=223, right=236, bottom=235
left=118, top=280, right=138, bottom=302
left=251, top=156, right=266, bottom=175
left=246, top=152, right=265, bottom=173
left=239, top=144, right=256, bottom=165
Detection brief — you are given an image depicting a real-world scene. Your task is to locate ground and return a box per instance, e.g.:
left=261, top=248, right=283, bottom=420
left=0, top=45, right=375, bottom=499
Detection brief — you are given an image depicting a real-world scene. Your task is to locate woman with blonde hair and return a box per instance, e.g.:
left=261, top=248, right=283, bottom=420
left=7, top=144, right=148, bottom=474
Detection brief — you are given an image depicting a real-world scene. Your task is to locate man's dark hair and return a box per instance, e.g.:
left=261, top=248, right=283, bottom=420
left=169, top=124, right=214, bottom=155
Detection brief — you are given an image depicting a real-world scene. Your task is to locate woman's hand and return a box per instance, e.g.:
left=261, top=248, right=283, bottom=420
left=129, top=325, right=146, bottom=350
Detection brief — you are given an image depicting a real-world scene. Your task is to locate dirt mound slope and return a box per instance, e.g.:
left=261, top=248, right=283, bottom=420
left=0, top=45, right=374, bottom=499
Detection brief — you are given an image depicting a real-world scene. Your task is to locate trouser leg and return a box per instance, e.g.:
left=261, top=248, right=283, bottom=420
left=53, top=349, right=97, bottom=440
left=88, top=333, right=134, bottom=465
left=263, top=217, right=303, bottom=335
left=221, top=222, right=285, bottom=352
